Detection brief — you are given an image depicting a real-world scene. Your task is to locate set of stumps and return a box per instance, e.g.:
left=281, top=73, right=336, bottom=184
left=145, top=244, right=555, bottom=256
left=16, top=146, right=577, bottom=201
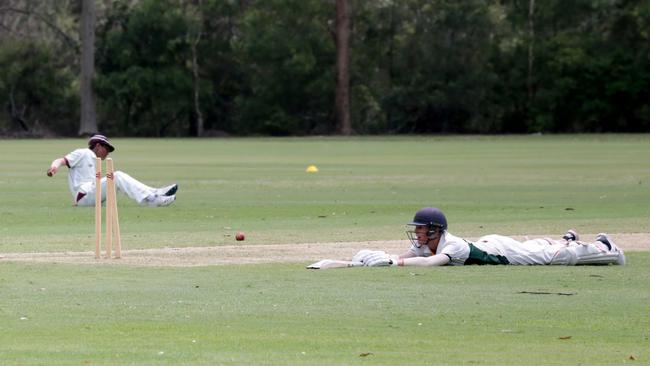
left=94, top=157, right=121, bottom=259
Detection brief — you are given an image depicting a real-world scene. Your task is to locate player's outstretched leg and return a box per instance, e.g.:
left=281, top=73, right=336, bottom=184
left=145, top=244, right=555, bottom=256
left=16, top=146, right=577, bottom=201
left=550, top=233, right=625, bottom=266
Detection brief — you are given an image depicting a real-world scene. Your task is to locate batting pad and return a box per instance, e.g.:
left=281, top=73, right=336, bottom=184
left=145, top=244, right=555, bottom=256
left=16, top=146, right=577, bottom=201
left=306, top=259, right=363, bottom=269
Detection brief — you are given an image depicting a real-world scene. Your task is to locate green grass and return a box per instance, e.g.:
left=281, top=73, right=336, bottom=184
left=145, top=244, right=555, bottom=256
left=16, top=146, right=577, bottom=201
left=1, top=259, right=648, bottom=365
left=1, top=135, right=649, bottom=252
left=1, top=135, right=649, bottom=365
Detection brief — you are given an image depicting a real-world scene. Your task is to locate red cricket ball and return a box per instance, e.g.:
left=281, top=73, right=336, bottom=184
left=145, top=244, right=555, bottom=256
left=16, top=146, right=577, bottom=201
left=235, top=232, right=245, bottom=241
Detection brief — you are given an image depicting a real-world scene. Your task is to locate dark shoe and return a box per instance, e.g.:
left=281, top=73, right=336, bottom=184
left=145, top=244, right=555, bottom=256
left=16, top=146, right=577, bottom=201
left=157, top=184, right=178, bottom=196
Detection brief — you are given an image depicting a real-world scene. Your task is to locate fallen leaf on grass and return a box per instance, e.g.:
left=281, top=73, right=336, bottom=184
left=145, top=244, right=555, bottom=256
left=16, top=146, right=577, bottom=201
left=628, top=355, right=636, bottom=360
left=558, top=336, right=572, bottom=340
left=359, top=352, right=373, bottom=357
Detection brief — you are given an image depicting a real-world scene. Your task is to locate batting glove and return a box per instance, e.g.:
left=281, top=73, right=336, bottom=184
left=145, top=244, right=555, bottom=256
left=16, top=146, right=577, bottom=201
left=364, top=252, right=399, bottom=267
left=353, top=250, right=387, bottom=264
left=352, top=249, right=375, bottom=263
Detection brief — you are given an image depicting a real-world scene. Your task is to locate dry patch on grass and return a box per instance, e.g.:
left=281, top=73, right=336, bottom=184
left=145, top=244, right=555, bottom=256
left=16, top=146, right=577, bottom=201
left=1, top=233, right=648, bottom=267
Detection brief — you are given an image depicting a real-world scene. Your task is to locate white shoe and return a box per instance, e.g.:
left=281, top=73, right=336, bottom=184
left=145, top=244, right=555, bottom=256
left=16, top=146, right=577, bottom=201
left=156, top=184, right=178, bottom=196
left=562, top=229, right=580, bottom=242
left=595, top=233, right=626, bottom=265
left=595, top=233, right=615, bottom=251
left=143, top=194, right=176, bottom=207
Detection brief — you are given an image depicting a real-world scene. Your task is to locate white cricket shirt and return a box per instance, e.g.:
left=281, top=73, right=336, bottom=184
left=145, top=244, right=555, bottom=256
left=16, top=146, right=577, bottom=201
left=64, top=148, right=98, bottom=199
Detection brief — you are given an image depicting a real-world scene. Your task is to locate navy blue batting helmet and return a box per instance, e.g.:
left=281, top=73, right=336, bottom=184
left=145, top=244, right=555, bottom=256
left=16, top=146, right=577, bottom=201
left=408, top=207, right=448, bottom=231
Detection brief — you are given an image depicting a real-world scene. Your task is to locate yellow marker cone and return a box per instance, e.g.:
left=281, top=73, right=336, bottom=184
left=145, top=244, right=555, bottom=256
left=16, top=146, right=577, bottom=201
left=306, top=165, right=319, bottom=173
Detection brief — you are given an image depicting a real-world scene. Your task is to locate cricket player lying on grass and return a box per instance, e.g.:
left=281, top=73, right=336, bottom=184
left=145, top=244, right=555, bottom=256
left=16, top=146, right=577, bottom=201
left=307, top=207, right=626, bottom=269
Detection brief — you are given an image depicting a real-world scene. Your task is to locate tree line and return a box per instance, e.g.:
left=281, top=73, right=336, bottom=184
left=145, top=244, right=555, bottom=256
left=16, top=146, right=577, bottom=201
left=1, top=0, right=648, bottom=137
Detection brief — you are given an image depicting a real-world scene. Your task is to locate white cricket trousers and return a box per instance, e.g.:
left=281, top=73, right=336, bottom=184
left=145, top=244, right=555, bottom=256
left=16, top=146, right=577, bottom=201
left=74, top=171, right=154, bottom=206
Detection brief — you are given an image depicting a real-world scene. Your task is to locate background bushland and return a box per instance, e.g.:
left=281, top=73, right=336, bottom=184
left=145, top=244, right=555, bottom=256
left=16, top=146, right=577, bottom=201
left=1, top=0, right=648, bottom=136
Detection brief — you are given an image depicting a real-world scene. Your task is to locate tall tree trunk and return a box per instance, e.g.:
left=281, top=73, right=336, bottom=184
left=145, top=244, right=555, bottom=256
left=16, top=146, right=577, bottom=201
left=527, top=0, right=535, bottom=114
left=191, top=40, right=204, bottom=137
left=78, top=0, right=97, bottom=136
left=335, top=0, right=351, bottom=135
left=190, top=0, right=204, bottom=137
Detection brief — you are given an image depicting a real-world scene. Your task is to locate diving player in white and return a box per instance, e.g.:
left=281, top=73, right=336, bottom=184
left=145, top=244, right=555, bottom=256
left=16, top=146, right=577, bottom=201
left=47, top=134, right=178, bottom=207
left=307, top=207, right=625, bottom=269
left=362, top=207, right=625, bottom=267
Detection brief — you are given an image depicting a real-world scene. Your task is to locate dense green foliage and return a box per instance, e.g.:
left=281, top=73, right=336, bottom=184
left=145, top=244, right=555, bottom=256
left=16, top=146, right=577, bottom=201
left=233, top=0, right=336, bottom=136
left=95, top=0, right=193, bottom=136
left=0, top=0, right=649, bottom=136
left=0, top=40, right=78, bottom=135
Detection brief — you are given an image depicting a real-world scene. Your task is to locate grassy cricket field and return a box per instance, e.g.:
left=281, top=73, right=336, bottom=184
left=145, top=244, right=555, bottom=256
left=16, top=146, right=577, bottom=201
left=1, top=135, right=649, bottom=365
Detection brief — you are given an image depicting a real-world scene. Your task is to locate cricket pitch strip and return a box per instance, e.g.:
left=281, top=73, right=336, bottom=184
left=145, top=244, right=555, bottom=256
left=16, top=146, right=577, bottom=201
left=1, top=233, right=649, bottom=267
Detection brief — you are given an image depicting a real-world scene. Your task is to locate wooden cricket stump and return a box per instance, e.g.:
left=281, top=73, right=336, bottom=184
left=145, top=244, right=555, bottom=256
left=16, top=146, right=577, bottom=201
left=95, top=157, right=122, bottom=259
left=95, top=157, right=102, bottom=258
